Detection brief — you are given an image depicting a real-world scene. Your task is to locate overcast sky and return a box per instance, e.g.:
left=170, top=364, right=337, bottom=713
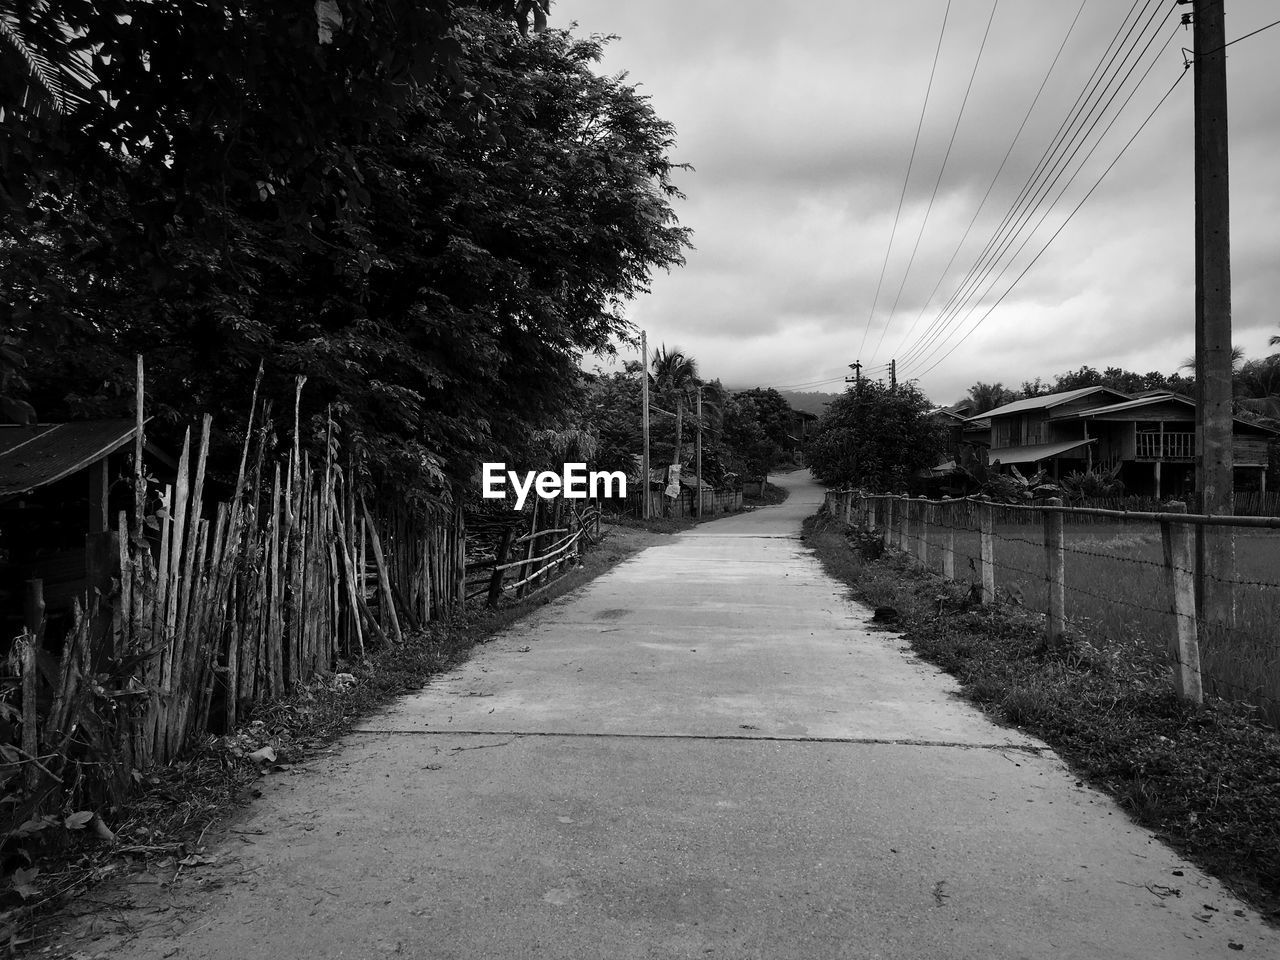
left=555, top=0, right=1280, bottom=405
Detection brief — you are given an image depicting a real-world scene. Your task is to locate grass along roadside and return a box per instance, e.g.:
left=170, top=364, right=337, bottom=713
left=7, top=521, right=668, bottom=953
left=802, top=506, right=1280, bottom=923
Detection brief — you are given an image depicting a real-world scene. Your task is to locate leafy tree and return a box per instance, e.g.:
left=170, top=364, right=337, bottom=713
left=733, top=387, right=792, bottom=454
left=805, top=382, right=944, bottom=492
left=581, top=369, right=643, bottom=476
left=719, top=392, right=778, bottom=484
left=0, top=0, right=559, bottom=416
left=5, top=11, right=690, bottom=498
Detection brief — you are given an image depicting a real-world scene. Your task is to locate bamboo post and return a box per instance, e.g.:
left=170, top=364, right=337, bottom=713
left=18, top=632, right=39, bottom=790
left=330, top=489, right=368, bottom=656
left=898, top=494, right=910, bottom=553
left=1161, top=502, right=1203, bottom=704
left=362, top=499, right=403, bottom=642
left=488, top=525, right=514, bottom=606
left=941, top=500, right=956, bottom=580
left=915, top=498, right=929, bottom=566
left=978, top=498, right=996, bottom=604
left=1043, top=498, right=1066, bottom=649
left=22, top=579, right=45, bottom=644
left=454, top=504, right=465, bottom=607
left=516, top=500, right=540, bottom=600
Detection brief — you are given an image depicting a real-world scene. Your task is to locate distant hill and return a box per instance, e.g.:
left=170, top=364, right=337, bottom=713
left=777, top=390, right=839, bottom=417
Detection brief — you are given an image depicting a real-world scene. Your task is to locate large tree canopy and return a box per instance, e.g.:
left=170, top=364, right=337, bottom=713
left=805, top=382, right=944, bottom=492
left=3, top=5, right=689, bottom=498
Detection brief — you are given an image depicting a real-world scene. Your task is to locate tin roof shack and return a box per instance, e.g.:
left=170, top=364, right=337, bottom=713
left=0, top=421, right=145, bottom=643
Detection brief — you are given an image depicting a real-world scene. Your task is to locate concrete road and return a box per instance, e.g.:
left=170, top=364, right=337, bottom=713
left=66, top=471, right=1277, bottom=958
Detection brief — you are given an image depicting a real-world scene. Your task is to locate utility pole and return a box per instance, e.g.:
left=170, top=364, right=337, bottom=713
left=641, top=329, right=651, bottom=521
left=1188, top=0, right=1235, bottom=623
left=695, top=387, right=703, bottom=518
left=889, top=359, right=897, bottom=393
left=846, top=362, right=862, bottom=395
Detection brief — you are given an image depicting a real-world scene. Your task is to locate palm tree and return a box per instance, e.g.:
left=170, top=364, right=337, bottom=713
left=966, top=382, right=1015, bottom=414
left=650, top=345, right=701, bottom=466
left=1180, top=345, right=1246, bottom=373
left=1, top=5, right=96, bottom=121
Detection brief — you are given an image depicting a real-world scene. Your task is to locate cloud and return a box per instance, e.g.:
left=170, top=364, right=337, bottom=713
left=558, top=0, right=1280, bottom=405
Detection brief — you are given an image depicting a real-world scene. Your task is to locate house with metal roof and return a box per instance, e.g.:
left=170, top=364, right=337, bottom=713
left=0, top=421, right=148, bottom=639
left=964, top=388, right=1277, bottom=497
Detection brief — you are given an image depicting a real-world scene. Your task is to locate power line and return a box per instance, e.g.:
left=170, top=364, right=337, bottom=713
left=898, top=0, right=1176, bottom=370
left=855, top=0, right=953, bottom=362
left=890, top=0, right=1087, bottom=362
left=903, top=14, right=1181, bottom=376
left=911, top=68, right=1189, bottom=382
left=871, top=0, right=1001, bottom=365
left=899, top=0, right=1171, bottom=369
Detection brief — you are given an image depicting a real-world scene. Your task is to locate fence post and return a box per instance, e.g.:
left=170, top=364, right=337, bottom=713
left=978, top=498, right=995, bottom=604
left=487, top=525, right=514, bottom=606
left=842, top=490, right=851, bottom=524
left=884, top=497, right=895, bottom=548
left=864, top=494, right=874, bottom=533
left=1043, top=498, right=1066, bottom=648
left=1161, top=502, right=1203, bottom=704
left=915, top=498, right=929, bottom=566
left=898, top=494, right=910, bottom=553
left=940, top=500, right=955, bottom=580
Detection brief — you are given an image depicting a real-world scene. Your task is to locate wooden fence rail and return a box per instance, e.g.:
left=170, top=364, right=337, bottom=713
left=464, top=501, right=601, bottom=605
left=819, top=488, right=1273, bottom=709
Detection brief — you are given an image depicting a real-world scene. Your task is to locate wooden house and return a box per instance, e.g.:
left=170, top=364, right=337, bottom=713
left=965, top=388, right=1277, bottom=497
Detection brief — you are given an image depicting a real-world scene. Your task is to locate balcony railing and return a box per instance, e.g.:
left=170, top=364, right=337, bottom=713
left=1135, top=431, right=1194, bottom=460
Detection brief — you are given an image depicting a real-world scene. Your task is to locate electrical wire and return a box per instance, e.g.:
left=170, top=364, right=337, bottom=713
left=903, top=15, right=1181, bottom=376
left=899, top=0, right=1171, bottom=369
left=889, top=0, right=1087, bottom=362
left=910, top=68, right=1189, bottom=381
left=856, top=0, right=953, bottom=362
left=871, top=0, right=1001, bottom=365
left=898, top=0, right=1176, bottom=370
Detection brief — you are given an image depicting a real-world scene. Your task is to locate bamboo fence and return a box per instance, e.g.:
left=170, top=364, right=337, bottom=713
left=13, top=366, right=469, bottom=824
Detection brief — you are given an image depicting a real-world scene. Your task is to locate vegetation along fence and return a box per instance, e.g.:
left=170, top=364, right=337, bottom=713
left=824, top=489, right=1280, bottom=726
left=4, top=366, right=473, bottom=826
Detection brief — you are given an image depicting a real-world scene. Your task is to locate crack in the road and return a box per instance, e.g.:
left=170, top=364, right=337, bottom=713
left=349, top=728, right=1048, bottom=753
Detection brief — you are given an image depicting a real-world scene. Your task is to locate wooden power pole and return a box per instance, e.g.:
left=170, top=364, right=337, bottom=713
left=641, top=329, right=651, bottom=521
left=695, top=387, right=703, bottom=518
left=1190, top=0, right=1235, bottom=623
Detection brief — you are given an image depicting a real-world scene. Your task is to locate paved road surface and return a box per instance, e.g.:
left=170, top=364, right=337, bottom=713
left=64, top=471, right=1277, bottom=958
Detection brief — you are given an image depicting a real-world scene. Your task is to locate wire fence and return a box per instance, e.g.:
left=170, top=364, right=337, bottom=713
left=824, top=489, right=1280, bottom=726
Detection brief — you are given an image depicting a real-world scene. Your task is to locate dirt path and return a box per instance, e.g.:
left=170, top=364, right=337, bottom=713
left=50, top=472, right=1278, bottom=958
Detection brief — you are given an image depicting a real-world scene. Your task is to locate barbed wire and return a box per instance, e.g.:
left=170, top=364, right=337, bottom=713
left=823, top=496, right=1280, bottom=711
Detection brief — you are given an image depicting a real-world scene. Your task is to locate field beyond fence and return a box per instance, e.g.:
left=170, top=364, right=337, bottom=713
left=825, top=489, right=1280, bottom=727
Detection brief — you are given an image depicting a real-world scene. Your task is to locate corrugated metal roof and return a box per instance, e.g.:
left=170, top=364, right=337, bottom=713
left=0, top=421, right=138, bottom=498
left=987, top=438, right=1096, bottom=464
left=969, top=387, right=1130, bottom=422
left=1065, top=394, right=1193, bottom=417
